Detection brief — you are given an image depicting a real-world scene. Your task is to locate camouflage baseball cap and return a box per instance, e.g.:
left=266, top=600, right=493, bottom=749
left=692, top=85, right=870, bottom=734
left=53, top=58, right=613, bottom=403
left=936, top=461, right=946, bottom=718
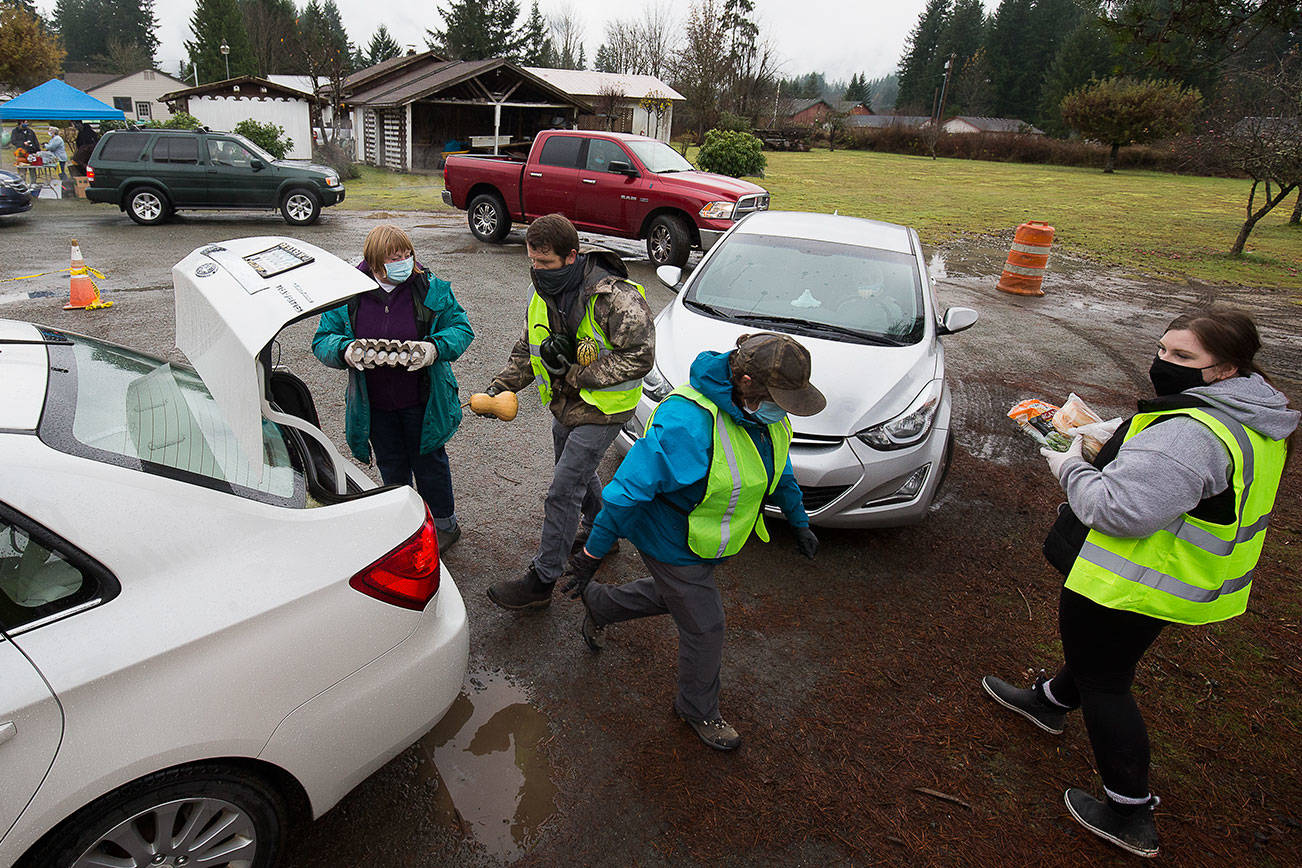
left=732, top=333, right=826, bottom=417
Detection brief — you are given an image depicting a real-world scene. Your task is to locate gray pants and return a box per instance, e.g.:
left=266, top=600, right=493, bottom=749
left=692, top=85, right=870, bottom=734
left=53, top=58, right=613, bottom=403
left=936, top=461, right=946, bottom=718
left=585, top=554, right=724, bottom=722
left=531, top=419, right=621, bottom=583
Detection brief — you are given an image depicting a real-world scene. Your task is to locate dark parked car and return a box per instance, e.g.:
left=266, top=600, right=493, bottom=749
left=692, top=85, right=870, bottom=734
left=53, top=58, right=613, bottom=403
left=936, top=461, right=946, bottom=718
left=0, top=168, right=34, bottom=216
left=86, top=128, right=344, bottom=226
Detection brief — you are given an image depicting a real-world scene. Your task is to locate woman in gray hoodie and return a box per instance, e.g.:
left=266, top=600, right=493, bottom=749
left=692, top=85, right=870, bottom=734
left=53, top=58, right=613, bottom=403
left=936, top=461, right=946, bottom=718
left=981, top=307, right=1297, bottom=859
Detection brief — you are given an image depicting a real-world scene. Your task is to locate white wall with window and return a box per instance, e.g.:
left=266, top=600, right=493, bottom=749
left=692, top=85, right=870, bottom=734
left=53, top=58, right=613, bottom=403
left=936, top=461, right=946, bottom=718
left=86, top=70, right=187, bottom=124
left=187, top=96, right=312, bottom=160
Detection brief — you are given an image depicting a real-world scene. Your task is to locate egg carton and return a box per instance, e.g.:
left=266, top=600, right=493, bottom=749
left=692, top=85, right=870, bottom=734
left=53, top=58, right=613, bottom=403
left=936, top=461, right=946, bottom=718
left=353, top=338, right=430, bottom=369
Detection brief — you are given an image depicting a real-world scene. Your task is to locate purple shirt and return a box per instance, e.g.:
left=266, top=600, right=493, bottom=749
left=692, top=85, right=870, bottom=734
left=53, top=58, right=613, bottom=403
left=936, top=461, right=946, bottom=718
left=353, top=281, right=423, bottom=411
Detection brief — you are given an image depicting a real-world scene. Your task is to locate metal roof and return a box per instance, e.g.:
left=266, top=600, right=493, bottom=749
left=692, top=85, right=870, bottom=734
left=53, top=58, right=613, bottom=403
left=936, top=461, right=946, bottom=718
left=346, top=58, right=590, bottom=111
left=158, top=76, right=322, bottom=104
left=522, top=68, right=684, bottom=102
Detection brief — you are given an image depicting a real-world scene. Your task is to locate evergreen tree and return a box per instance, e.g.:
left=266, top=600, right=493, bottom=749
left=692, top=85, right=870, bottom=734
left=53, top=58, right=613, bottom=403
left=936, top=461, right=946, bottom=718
left=185, top=0, right=256, bottom=82
left=844, top=72, right=869, bottom=102
left=896, top=0, right=951, bottom=113
left=518, top=1, right=554, bottom=65
left=1, top=2, right=64, bottom=90
left=983, top=0, right=1037, bottom=118
left=1038, top=14, right=1118, bottom=133
left=239, top=0, right=297, bottom=76
left=866, top=73, right=899, bottom=111
left=365, top=24, right=403, bottom=67
left=939, top=0, right=986, bottom=82
left=426, top=0, right=522, bottom=60
left=576, top=44, right=586, bottom=70
left=56, top=0, right=160, bottom=72
left=594, top=43, right=613, bottom=73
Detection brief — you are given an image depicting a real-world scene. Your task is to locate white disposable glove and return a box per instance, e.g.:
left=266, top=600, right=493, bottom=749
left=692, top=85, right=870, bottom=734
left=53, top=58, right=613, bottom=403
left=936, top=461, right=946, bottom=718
left=343, top=340, right=367, bottom=370
left=1069, top=417, right=1124, bottom=441
left=405, top=340, right=437, bottom=371
left=1041, top=434, right=1084, bottom=479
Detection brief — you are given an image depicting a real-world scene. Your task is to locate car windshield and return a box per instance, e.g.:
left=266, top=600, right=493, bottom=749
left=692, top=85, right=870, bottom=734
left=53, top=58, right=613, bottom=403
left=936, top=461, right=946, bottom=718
left=40, top=331, right=303, bottom=505
left=626, top=140, right=695, bottom=173
left=229, top=133, right=277, bottom=163
left=684, top=233, right=925, bottom=345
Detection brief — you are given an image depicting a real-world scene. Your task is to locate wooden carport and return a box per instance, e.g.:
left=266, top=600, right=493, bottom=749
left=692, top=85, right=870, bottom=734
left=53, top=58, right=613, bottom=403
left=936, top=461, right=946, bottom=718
left=344, top=53, right=591, bottom=172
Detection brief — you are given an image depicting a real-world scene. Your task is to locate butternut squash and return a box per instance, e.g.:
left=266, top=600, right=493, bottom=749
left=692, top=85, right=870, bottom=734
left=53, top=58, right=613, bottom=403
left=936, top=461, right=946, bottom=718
left=467, top=391, right=518, bottom=421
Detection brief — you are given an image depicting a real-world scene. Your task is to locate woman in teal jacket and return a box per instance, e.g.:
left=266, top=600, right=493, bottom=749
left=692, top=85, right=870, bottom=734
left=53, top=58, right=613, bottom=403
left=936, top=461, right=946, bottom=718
left=313, top=225, right=473, bottom=548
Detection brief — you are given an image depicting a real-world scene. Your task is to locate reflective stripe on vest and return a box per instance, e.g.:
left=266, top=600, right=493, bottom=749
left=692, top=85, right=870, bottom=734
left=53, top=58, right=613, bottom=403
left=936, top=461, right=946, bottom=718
left=651, top=385, right=793, bottom=559
left=1064, top=406, right=1287, bottom=625
left=526, top=280, right=646, bottom=413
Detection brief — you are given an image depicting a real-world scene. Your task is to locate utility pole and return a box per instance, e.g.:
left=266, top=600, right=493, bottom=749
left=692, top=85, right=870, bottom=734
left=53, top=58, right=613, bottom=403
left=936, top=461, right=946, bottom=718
left=936, top=53, right=956, bottom=127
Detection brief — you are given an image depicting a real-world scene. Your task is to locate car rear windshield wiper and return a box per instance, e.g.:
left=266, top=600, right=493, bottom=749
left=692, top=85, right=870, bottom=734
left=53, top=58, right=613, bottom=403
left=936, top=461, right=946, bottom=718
left=729, top=313, right=907, bottom=346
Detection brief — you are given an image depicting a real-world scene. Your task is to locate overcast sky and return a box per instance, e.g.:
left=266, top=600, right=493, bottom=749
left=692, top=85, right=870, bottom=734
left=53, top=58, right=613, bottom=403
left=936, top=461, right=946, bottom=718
left=39, top=0, right=997, bottom=85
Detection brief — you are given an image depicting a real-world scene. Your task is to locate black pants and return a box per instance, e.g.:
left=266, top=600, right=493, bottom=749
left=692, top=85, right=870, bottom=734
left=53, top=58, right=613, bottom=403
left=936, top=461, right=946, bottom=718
left=1047, top=587, right=1166, bottom=801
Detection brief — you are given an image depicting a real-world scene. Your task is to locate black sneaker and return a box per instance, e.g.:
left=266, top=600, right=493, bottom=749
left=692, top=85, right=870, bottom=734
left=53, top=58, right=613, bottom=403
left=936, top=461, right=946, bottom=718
left=486, top=566, right=553, bottom=610
left=1064, top=788, right=1160, bottom=858
left=579, top=596, right=605, bottom=652
left=981, top=674, right=1068, bottom=734
left=677, top=711, right=741, bottom=751
left=435, top=522, right=461, bottom=551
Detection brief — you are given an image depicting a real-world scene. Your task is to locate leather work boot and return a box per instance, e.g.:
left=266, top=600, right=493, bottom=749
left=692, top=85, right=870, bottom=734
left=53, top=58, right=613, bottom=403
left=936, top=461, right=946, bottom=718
left=677, top=711, right=741, bottom=751
left=1064, top=788, right=1160, bottom=858
left=486, top=566, right=553, bottom=610
left=981, top=673, right=1069, bottom=735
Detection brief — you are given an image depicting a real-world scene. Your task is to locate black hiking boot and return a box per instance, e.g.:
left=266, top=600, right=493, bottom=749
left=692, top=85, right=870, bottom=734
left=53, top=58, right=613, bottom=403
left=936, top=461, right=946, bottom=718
left=981, top=673, right=1069, bottom=734
left=579, top=589, right=605, bottom=652
left=1064, top=788, right=1160, bottom=858
left=677, top=710, right=741, bottom=751
left=486, top=566, right=553, bottom=610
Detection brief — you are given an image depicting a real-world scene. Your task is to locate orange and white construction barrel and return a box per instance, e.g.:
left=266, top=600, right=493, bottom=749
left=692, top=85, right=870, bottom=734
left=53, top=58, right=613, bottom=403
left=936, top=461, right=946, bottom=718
left=996, top=221, right=1055, bottom=296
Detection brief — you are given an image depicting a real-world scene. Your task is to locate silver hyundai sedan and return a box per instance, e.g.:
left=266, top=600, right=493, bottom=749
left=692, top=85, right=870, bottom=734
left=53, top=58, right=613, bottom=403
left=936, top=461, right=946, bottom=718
left=614, top=210, right=978, bottom=528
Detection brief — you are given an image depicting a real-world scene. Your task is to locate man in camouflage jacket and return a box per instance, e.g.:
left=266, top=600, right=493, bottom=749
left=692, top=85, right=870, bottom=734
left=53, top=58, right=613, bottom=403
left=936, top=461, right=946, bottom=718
left=483, top=214, right=655, bottom=610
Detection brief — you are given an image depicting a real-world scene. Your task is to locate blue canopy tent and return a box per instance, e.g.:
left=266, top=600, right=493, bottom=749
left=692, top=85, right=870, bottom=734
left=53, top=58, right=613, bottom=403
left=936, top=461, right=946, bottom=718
left=0, top=78, right=125, bottom=121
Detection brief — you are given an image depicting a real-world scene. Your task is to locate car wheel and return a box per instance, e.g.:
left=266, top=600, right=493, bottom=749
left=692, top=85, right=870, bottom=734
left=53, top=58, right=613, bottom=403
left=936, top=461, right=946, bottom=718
left=280, top=188, right=321, bottom=225
left=126, top=186, right=168, bottom=226
left=646, top=214, right=690, bottom=268
left=22, top=764, right=286, bottom=868
left=468, top=193, right=510, bottom=243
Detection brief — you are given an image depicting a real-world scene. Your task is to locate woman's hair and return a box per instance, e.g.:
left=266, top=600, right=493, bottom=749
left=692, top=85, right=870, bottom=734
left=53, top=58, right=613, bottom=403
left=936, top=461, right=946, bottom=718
left=1166, top=307, right=1267, bottom=380
left=362, top=224, right=415, bottom=275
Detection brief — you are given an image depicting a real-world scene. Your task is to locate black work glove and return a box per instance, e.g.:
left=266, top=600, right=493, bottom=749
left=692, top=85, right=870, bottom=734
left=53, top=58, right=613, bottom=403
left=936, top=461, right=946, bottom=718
left=560, top=549, right=603, bottom=599
left=792, top=526, right=819, bottom=560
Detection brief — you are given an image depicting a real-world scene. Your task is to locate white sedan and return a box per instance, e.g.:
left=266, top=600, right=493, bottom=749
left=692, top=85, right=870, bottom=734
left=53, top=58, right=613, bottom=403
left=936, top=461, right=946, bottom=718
left=0, top=238, right=468, bottom=867
left=618, top=210, right=978, bottom=528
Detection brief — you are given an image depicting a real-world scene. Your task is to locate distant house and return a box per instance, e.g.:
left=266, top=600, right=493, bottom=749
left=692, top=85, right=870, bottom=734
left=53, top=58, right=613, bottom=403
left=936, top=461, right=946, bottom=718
left=64, top=70, right=188, bottom=124
left=343, top=51, right=590, bottom=172
left=159, top=77, right=319, bottom=160
left=846, top=115, right=932, bottom=130
left=523, top=68, right=684, bottom=142
left=785, top=98, right=872, bottom=126
left=943, top=116, right=1044, bottom=135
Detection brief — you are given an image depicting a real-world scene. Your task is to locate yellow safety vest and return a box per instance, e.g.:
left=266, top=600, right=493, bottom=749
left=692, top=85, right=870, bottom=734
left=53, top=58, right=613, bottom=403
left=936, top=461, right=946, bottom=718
left=1065, top=407, right=1288, bottom=625
left=651, top=384, right=793, bottom=559
left=526, top=280, right=646, bottom=414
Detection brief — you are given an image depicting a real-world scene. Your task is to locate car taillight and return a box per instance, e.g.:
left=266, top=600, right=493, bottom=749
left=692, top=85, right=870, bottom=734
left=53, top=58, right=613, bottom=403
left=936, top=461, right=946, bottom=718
left=349, top=512, right=440, bottom=610
left=86, top=167, right=94, bottom=181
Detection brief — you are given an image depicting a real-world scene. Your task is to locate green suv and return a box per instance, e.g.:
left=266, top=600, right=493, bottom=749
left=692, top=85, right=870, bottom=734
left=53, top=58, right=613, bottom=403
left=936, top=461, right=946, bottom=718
left=86, top=128, right=345, bottom=226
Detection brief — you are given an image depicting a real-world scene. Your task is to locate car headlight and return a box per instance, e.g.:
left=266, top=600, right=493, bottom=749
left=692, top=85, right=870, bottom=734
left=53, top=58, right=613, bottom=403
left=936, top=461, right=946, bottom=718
left=856, top=379, right=942, bottom=450
left=699, top=201, right=735, bottom=220
left=642, top=364, right=673, bottom=402
left=324, top=175, right=339, bottom=187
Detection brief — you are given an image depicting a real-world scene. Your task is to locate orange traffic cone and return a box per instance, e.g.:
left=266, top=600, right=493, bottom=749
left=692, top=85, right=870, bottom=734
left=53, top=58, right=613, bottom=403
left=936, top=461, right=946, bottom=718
left=64, top=238, right=113, bottom=310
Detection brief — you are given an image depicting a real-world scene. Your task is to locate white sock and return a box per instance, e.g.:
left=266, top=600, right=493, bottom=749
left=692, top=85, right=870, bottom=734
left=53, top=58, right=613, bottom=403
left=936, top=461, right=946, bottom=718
left=1041, top=679, right=1070, bottom=709
left=1104, top=786, right=1152, bottom=806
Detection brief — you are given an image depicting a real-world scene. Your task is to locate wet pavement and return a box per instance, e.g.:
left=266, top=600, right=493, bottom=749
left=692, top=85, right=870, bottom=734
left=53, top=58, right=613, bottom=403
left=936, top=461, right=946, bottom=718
left=2, top=198, right=1299, bottom=865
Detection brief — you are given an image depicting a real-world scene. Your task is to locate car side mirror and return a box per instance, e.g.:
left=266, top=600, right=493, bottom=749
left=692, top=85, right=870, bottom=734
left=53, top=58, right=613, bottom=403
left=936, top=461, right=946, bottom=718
left=608, top=160, right=637, bottom=176
left=656, top=265, right=683, bottom=290
left=250, top=159, right=265, bottom=171
left=938, top=306, right=978, bottom=335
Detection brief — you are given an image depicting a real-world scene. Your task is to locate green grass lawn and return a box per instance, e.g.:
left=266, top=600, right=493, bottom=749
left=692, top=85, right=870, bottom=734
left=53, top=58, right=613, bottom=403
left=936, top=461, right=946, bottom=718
left=751, top=149, right=1302, bottom=290
left=340, top=152, right=1302, bottom=289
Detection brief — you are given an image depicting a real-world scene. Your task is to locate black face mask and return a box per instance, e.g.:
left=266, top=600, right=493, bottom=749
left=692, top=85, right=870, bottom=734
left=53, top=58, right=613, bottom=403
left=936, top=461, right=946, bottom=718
left=1149, top=355, right=1215, bottom=396
left=530, top=258, right=584, bottom=296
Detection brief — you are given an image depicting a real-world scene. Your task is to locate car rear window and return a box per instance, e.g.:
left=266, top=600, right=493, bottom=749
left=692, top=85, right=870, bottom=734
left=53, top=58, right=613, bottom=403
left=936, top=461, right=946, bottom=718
left=97, top=132, right=149, bottom=162
left=152, top=136, right=199, bottom=164
left=538, top=135, right=582, bottom=168
left=38, top=332, right=304, bottom=507
left=0, top=503, right=116, bottom=632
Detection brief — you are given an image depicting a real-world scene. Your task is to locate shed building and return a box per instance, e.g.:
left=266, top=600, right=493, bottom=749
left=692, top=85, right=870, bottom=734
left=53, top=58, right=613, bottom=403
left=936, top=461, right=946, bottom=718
left=159, top=77, right=319, bottom=160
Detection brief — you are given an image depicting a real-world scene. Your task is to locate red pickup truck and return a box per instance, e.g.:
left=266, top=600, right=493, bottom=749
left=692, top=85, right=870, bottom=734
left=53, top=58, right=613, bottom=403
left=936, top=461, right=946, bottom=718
left=441, top=130, right=770, bottom=268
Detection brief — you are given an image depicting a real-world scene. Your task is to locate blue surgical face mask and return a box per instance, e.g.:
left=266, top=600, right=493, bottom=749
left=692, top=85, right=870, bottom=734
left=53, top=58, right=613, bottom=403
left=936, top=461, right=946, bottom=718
left=750, top=401, right=787, bottom=424
left=383, top=256, right=414, bottom=284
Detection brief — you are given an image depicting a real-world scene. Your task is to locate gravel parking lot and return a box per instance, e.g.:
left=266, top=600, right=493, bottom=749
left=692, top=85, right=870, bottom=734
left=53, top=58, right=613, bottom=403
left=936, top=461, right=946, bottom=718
left=3, top=200, right=1299, bottom=866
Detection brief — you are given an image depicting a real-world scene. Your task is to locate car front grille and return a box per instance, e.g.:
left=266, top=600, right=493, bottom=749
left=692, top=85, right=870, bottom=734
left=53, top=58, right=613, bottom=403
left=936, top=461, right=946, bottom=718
left=799, top=484, right=850, bottom=512
left=734, top=193, right=770, bottom=216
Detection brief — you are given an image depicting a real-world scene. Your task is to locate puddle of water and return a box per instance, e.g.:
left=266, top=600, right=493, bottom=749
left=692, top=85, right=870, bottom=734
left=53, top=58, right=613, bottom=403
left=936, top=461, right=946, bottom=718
left=416, top=671, right=557, bottom=860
